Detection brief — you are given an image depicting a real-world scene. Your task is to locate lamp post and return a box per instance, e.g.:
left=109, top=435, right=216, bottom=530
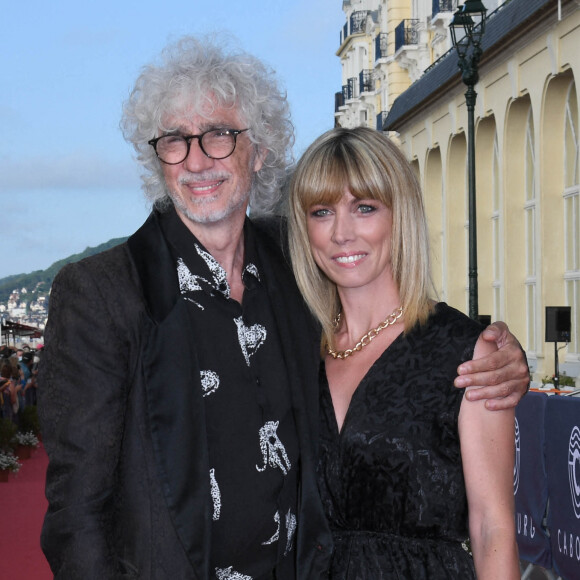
left=450, top=0, right=487, bottom=320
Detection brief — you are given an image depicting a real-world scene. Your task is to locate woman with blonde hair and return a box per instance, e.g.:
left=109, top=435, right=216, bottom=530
left=288, top=126, right=519, bottom=579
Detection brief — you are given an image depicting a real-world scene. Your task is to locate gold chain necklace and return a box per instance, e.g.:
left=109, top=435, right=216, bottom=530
left=327, top=306, right=403, bottom=360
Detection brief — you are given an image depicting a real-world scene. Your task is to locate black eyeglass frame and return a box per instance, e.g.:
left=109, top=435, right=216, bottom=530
left=148, top=128, right=249, bottom=165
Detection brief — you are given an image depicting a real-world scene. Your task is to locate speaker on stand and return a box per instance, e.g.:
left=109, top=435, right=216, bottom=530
left=545, top=306, right=571, bottom=391
left=477, top=314, right=491, bottom=327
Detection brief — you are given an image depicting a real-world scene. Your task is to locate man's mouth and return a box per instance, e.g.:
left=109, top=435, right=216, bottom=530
left=189, top=181, right=224, bottom=192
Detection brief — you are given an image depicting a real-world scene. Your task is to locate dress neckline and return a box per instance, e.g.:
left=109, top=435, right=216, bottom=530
left=322, top=327, right=407, bottom=437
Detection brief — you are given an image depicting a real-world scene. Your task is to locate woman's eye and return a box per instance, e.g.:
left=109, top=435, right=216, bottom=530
left=310, top=208, right=331, bottom=218
left=357, top=204, right=376, bottom=214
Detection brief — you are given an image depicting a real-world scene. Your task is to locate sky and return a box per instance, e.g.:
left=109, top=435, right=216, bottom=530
left=0, top=0, right=344, bottom=279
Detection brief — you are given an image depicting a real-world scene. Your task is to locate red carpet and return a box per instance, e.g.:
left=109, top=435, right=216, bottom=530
left=0, top=444, right=52, bottom=579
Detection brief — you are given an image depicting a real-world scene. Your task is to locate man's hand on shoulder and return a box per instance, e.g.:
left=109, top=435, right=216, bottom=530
left=454, top=321, right=530, bottom=410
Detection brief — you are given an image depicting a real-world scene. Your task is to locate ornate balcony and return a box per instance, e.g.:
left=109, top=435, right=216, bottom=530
left=375, top=33, right=388, bottom=61
left=335, top=91, right=345, bottom=113
left=340, top=10, right=370, bottom=45
left=395, top=19, right=420, bottom=52
left=350, top=11, right=369, bottom=36
left=432, top=0, right=456, bottom=17
left=359, top=70, right=374, bottom=94
left=376, top=111, right=389, bottom=131
left=342, top=77, right=358, bottom=102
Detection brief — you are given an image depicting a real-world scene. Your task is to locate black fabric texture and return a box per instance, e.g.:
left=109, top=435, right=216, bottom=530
left=318, top=303, right=482, bottom=579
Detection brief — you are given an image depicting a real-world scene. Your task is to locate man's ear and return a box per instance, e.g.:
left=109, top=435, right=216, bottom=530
left=253, top=146, right=267, bottom=173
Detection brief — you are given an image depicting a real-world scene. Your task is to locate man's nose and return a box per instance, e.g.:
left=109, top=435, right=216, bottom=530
left=183, top=138, right=214, bottom=172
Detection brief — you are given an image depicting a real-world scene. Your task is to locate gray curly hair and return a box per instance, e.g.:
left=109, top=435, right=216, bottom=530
left=121, top=35, right=294, bottom=215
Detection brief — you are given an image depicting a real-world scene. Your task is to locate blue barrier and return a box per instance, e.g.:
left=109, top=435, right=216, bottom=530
left=514, top=393, right=580, bottom=579
left=514, top=392, right=551, bottom=568
left=545, top=396, right=580, bottom=580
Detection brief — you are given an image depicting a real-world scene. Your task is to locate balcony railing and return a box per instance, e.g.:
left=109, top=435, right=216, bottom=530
left=432, top=0, right=456, bottom=17
left=350, top=11, right=369, bottom=36
left=335, top=91, right=345, bottom=113
left=376, top=111, right=389, bottom=131
left=375, top=33, right=388, bottom=60
left=342, top=77, right=358, bottom=101
left=348, top=77, right=357, bottom=99
left=395, top=19, right=420, bottom=52
left=359, top=69, right=374, bottom=94
left=340, top=10, right=371, bottom=45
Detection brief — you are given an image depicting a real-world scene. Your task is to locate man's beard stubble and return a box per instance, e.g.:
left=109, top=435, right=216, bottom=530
left=167, top=170, right=253, bottom=225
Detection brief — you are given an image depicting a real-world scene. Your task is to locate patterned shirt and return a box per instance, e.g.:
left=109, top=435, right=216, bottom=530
left=160, top=209, right=299, bottom=580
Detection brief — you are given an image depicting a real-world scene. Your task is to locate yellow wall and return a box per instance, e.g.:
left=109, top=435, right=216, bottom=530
left=394, top=7, right=580, bottom=380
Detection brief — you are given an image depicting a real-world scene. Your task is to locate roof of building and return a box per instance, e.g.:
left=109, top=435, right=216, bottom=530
left=1, top=321, right=42, bottom=340
left=384, top=0, right=557, bottom=131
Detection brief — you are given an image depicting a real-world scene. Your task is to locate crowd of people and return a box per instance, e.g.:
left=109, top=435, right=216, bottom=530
left=0, top=344, right=41, bottom=427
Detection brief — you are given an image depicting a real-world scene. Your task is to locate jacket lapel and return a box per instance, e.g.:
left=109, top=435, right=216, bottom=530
left=128, top=212, right=211, bottom=578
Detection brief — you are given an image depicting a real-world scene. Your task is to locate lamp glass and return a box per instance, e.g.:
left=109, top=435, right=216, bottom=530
left=450, top=10, right=474, bottom=55
left=461, top=0, right=488, bottom=15
left=461, top=0, right=487, bottom=42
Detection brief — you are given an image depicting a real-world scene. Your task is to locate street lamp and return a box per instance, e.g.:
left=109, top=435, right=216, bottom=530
left=450, top=0, right=487, bottom=320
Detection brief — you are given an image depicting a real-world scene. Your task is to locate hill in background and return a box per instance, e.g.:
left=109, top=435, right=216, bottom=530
left=0, top=238, right=128, bottom=304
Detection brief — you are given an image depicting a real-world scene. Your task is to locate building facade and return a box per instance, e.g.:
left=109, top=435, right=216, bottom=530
left=336, top=0, right=580, bottom=384
left=387, top=0, right=579, bottom=383
left=335, top=1, right=505, bottom=131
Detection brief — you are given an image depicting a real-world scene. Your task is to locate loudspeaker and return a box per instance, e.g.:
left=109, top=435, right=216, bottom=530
left=545, top=306, right=571, bottom=342
left=478, top=315, right=491, bottom=326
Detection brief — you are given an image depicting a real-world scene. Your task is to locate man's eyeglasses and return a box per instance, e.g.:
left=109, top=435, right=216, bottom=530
left=148, top=128, right=249, bottom=165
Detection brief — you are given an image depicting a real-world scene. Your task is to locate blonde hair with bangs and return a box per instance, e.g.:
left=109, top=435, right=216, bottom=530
left=288, top=127, right=433, bottom=351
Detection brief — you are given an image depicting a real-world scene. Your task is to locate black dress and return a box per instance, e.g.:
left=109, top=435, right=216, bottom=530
left=318, top=303, right=482, bottom=579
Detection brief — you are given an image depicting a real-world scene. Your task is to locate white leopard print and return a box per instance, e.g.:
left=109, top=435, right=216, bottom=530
left=215, top=567, right=252, bottom=580
left=209, top=468, right=221, bottom=521
left=234, top=317, right=266, bottom=366
left=262, top=511, right=280, bottom=545
left=200, top=370, right=219, bottom=397
left=256, top=421, right=291, bottom=475
left=195, top=244, right=230, bottom=297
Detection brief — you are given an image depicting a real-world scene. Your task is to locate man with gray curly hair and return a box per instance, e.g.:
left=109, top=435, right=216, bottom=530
left=39, top=34, right=529, bottom=580
left=39, top=35, right=332, bottom=579
left=121, top=36, right=293, bottom=217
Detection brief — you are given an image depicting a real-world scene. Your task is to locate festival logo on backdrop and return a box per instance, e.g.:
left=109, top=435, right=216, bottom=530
left=569, top=425, right=580, bottom=520
left=514, top=417, right=521, bottom=495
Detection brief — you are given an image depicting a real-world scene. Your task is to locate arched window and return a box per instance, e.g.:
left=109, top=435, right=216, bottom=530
left=524, top=110, right=538, bottom=352
left=492, top=132, right=502, bottom=320
left=564, top=82, right=579, bottom=355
